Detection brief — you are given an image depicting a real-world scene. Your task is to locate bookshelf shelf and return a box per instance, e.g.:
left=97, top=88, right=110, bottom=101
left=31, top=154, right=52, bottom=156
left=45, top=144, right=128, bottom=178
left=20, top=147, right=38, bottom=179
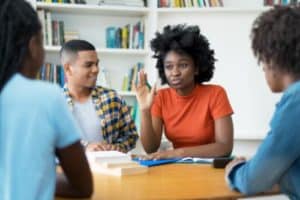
left=156, top=7, right=269, bottom=14
left=97, top=48, right=149, bottom=56
left=44, top=46, right=149, bottom=55
left=36, top=2, right=150, bottom=17
left=44, top=46, right=61, bottom=52
left=117, top=91, right=136, bottom=97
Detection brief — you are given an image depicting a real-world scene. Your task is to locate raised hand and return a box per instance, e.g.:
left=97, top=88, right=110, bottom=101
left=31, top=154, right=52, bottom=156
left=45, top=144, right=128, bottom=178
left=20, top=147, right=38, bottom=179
left=132, top=70, right=156, bottom=111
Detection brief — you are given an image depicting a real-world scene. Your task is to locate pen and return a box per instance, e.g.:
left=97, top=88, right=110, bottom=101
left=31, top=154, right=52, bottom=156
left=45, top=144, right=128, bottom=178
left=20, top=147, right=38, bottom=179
left=146, top=82, right=152, bottom=90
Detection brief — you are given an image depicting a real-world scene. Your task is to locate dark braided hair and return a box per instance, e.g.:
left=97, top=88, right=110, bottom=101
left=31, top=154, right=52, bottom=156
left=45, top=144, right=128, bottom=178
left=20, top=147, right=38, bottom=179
left=150, top=24, right=216, bottom=85
left=0, top=0, right=41, bottom=92
left=252, top=5, right=300, bottom=76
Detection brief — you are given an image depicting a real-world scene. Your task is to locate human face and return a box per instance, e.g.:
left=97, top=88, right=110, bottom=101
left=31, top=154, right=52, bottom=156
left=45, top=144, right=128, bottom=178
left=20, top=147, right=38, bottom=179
left=262, top=63, right=283, bottom=93
left=69, top=50, right=99, bottom=89
left=163, top=51, right=198, bottom=95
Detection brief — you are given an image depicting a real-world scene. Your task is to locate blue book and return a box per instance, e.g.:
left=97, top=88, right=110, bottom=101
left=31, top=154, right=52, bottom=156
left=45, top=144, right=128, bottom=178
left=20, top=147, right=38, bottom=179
left=106, top=27, right=116, bottom=48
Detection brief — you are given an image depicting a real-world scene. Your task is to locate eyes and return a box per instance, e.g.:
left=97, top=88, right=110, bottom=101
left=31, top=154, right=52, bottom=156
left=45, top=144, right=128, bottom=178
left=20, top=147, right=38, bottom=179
left=164, top=63, right=190, bottom=70
left=84, top=61, right=99, bottom=68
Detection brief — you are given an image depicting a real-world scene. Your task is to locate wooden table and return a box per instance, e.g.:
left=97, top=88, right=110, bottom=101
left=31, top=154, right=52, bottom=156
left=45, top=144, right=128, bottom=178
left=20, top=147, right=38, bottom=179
left=56, top=164, right=277, bottom=200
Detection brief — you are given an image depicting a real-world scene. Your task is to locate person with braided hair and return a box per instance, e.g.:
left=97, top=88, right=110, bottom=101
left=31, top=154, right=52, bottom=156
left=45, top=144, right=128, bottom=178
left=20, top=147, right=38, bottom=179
left=0, top=0, right=93, bottom=199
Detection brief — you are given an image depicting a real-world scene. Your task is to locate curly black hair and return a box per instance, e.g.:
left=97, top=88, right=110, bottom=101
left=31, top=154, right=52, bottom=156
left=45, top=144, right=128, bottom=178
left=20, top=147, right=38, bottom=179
left=150, top=24, right=216, bottom=85
left=252, top=5, right=300, bottom=76
left=0, top=0, right=41, bottom=92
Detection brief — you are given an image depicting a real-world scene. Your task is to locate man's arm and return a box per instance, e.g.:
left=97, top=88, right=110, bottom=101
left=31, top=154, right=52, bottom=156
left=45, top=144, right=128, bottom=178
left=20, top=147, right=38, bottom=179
left=227, top=96, right=300, bottom=195
left=56, top=141, right=93, bottom=198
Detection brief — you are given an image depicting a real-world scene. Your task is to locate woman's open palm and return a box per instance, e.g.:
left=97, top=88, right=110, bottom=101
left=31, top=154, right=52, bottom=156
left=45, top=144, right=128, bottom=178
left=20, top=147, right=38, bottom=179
left=133, top=71, right=156, bottom=111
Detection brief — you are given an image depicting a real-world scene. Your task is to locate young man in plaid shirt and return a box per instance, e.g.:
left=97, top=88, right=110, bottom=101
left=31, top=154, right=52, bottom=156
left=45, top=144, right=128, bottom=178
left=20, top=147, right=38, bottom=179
left=60, top=40, right=138, bottom=153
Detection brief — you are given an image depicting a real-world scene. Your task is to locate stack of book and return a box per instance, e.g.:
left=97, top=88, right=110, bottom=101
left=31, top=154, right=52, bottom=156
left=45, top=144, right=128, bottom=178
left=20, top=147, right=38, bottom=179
left=86, top=151, right=148, bottom=176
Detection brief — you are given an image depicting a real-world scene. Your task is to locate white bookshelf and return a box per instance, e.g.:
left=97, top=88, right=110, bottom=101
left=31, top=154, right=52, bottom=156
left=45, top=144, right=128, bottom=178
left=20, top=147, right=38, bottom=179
left=33, top=0, right=281, bottom=139
left=35, top=0, right=151, bottom=96
left=36, top=2, right=150, bottom=16
left=117, top=91, right=136, bottom=97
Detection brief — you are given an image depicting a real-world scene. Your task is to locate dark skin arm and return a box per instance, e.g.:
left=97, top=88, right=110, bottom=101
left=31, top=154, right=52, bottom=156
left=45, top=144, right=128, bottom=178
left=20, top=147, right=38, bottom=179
left=141, top=115, right=233, bottom=159
left=135, top=71, right=233, bottom=157
left=55, top=141, right=93, bottom=198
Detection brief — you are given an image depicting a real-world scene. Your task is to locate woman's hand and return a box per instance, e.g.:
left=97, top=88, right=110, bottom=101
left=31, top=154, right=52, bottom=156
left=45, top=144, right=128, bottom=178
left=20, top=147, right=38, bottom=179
left=133, top=70, right=156, bottom=111
left=139, top=149, right=183, bottom=160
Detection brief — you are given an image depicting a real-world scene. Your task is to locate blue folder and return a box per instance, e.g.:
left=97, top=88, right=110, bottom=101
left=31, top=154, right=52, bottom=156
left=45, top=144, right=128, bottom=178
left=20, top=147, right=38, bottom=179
left=133, top=158, right=181, bottom=167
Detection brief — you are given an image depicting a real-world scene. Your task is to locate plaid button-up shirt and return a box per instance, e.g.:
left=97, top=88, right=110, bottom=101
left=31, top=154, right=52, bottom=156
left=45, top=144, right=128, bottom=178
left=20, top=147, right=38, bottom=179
left=63, top=85, right=138, bottom=152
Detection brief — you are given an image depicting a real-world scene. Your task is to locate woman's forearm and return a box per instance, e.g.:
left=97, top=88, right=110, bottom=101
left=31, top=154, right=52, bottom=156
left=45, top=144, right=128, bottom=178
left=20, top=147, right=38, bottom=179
left=140, top=109, right=161, bottom=153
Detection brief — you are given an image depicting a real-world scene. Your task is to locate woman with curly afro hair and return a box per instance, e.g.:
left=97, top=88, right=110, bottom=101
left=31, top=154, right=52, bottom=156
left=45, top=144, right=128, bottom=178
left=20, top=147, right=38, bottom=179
left=134, top=24, right=234, bottom=159
left=226, top=5, right=300, bottom=199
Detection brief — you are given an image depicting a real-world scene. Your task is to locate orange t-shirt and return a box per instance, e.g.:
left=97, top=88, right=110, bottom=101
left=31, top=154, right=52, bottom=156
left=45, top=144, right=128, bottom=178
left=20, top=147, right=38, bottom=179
left=151, top=84, right=233, bottom=148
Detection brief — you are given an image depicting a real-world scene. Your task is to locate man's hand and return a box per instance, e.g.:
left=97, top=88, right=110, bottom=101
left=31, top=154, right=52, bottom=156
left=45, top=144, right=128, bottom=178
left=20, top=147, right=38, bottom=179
left=86, top=142, right=122, bottom=152
left=225, top=157, right=246, bottom=175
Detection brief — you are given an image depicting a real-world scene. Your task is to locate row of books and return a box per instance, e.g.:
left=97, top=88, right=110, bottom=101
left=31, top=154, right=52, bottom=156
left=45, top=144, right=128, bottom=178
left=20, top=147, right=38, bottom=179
left=264, top=0, right=300, bottom=5
left=99, top=0, right=146, bottom=7
left=106, top=22, right=144, bottom=49
left=158, top=0, right=223, bottom=8
left=121, top=62, right=144, bottom=92
left=37, top=63, right=65, bottom=87
left=37, top=0, right=86, bottom=4
left=37, top=9, right=80, bottom=46
left=38, top=0, right=146, bottom=7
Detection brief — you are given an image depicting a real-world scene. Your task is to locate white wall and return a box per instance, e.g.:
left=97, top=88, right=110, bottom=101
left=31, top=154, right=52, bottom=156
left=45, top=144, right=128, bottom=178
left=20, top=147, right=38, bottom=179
left=155, top=8, right=281, bottom=140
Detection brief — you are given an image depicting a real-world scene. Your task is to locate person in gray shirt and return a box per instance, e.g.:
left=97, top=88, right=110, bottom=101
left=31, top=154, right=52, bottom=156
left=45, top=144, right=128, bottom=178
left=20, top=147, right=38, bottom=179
left=60, top=40, right=138, bottom=153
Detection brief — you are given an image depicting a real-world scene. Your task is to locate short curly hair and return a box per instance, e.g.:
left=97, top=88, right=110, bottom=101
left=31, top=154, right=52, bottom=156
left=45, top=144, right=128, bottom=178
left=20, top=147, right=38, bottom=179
left=252, top=5, right=300, bottom=75
left=150, top=24, right=216, bottom=85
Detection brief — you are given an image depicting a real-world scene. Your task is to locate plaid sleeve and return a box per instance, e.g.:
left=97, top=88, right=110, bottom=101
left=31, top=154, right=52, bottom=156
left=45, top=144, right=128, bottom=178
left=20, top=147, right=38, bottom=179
left=114, top=98, right=139, bottom=152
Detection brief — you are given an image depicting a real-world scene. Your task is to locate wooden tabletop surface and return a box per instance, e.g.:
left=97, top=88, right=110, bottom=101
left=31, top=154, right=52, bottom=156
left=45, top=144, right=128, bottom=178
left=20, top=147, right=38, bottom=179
left=56, top=163, right=248, bottom=200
